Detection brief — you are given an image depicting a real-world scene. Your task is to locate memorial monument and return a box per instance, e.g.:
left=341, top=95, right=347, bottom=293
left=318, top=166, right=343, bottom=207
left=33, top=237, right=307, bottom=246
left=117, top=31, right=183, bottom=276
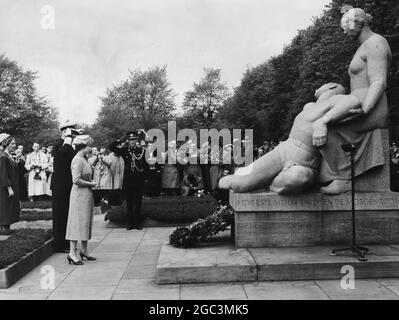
left=221, top=6, right=397, bottom=248
left=156, top=6, right=399, bottom=284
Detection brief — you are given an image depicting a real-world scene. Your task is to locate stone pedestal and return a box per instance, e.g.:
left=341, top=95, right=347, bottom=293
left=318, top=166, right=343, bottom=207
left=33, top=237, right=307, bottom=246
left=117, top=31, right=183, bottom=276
left=231, top=191, right=399, bottom=248
left=231, top=129, right=399, bottom=248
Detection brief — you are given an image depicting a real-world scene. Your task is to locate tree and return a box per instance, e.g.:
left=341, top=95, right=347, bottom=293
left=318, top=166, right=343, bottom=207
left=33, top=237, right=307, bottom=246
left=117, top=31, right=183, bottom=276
left=181, top=68, right=231, bottom=129
left=0, top=54, right=59, bottom=147
left=92, top=66, right=176, bottom=146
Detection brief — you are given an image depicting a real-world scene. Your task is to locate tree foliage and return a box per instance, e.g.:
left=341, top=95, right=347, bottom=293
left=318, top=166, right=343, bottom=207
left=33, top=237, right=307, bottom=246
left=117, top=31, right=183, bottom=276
left=92, top=65, right=176, bottom=146
left=181, top=68, right=231, bottom=130
left=218, top=0, right=399, bottom=145
left=0, top=55, right=59, bottom=147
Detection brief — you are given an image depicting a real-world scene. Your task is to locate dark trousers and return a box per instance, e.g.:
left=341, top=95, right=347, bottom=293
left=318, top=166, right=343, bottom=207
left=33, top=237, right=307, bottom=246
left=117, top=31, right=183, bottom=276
left=52, top=189, right=71, bottom=252
left=125, top=187, right=143, bottom=227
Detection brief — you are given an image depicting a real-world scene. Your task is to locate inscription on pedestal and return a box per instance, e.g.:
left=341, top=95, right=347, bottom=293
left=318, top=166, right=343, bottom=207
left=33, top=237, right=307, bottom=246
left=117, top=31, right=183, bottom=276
left=231, top=191, right=399, bottom=212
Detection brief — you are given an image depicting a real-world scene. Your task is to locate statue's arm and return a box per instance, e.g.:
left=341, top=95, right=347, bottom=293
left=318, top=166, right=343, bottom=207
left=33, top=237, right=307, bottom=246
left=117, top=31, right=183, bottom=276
left=312, top=98, right=362, bottom=147
left=317, top=98, right=362, bottom=126
left=362, top=37, right=390, bottom=114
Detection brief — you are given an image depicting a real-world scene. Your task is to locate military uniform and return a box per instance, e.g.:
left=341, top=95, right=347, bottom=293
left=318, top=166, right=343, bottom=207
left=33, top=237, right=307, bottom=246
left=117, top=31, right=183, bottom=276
left=109, top=132, right=147, bottom=229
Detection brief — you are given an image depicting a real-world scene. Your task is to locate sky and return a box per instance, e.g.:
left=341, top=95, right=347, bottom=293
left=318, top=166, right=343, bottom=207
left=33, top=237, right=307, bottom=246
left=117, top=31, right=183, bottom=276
left=0, top=0, right=331, bottom=124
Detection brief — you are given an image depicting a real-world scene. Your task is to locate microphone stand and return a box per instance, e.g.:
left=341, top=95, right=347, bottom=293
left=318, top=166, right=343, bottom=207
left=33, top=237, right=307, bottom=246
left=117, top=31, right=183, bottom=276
left=330, top=143, right=371, bottom=262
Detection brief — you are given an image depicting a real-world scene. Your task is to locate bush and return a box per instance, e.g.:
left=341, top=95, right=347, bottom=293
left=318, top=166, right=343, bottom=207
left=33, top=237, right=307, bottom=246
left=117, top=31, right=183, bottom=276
left=105, top=196, right=219, bottom=224
left=20, top=210, right=52, bottom=221
left=0, top=229, right=53, bottom=270
left=21, top=201, right=52, bottom=210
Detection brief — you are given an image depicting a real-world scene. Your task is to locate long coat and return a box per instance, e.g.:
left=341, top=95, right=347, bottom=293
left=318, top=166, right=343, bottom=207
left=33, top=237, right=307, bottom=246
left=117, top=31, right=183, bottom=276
left=108, top=153, right=124, bottom=190
left=51, top=140, right=75, bottom=192
left=108, top=141, right=147, bottom=190
left=89, top=155, right=113, bottom=190
left=51, top=139, right=75, bottom=251
left=162, top=164, right=180, bottom=189
left=45, top=154, right=54, bottom=196
left=65, top=155, right=94, bottom=241
left=0, top=152, right=20, bottom=225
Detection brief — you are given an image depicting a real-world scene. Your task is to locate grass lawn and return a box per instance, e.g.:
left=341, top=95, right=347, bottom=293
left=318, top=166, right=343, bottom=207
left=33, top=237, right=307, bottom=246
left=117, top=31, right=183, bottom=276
left=0, top=229, right=53, bottom=270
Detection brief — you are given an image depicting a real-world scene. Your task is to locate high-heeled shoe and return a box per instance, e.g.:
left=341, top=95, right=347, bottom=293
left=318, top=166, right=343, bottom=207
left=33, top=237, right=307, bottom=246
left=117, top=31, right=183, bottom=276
left=67, top=255, right=84, bottom=265
left=79, top=251, right=96, bottom=261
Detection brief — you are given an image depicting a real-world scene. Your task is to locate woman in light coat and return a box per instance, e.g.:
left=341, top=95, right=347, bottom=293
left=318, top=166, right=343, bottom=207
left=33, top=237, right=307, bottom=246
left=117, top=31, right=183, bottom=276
left=107, top=151, right=124, bottom=205
left=65, top=135, right=96, bottom=265
left=161, top=141, right=180, bottom=195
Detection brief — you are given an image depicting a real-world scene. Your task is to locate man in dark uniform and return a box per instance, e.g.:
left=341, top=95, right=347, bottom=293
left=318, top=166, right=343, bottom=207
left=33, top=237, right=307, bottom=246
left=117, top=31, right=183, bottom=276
left=51, top=122, right=78, bottom=252
left=109, top=130, right=147, bottom=230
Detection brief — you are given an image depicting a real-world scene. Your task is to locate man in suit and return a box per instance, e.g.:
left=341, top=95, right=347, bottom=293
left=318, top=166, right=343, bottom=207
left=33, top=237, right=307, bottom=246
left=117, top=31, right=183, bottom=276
left=51, top=121, right=78, bottom=252
left=109, top=130, right=147, bottom=230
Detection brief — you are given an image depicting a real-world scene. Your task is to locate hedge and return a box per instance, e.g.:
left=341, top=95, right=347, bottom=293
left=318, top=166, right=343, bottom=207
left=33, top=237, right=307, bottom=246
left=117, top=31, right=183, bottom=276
left=0, top=229, right=53, bottom=270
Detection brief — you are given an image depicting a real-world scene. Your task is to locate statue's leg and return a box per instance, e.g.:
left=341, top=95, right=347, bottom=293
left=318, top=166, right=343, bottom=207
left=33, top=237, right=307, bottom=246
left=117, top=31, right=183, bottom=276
left=270, top=165, right=316, bottom=195
left=219, top=147, right=283, bottom=193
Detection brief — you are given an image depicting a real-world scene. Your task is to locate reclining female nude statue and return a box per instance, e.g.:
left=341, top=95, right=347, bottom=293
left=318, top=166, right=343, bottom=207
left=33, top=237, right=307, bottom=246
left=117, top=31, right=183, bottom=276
left=219, top=7, right=392, bottom=195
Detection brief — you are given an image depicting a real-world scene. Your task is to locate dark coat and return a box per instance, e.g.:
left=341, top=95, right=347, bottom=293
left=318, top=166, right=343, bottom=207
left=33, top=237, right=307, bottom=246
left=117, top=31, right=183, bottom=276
left=51, top=139, right=75, bottom=191
left=109, top=140, right=147, bottom=189
left=0, top=152, right=20, bottom=225
left=17, top=158, right=28, bottom=201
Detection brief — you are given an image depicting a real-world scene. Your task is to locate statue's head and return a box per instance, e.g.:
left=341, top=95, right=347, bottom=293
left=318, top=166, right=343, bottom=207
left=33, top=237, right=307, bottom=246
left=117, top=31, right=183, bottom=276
left=315, top=83, right=345, bottom=101
left=341, top=7, right=373, bottom=38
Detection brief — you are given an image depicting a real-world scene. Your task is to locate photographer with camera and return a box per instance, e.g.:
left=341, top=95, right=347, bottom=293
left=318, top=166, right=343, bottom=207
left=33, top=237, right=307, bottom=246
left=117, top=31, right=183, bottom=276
left=109, top=130, right=147, bottom=230
left=51, top=121, right=81, bottom=253
left=25, top=142, right=48, bottom=202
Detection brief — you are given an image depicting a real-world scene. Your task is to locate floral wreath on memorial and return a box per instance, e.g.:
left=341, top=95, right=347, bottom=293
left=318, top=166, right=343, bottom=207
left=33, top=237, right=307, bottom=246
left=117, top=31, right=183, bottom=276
left=169, top=205, right=234, bottom=248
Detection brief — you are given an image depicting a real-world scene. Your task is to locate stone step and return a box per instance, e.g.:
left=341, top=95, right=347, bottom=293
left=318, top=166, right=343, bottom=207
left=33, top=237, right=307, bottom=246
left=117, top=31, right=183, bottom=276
left=156, top=244, right=399, bottom=284
left=157, top=244, right=257, bottom=284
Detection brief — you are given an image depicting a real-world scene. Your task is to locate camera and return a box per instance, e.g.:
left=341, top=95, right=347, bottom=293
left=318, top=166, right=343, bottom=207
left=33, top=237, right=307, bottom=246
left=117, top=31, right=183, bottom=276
left=33, top=166, right=42, bottom=180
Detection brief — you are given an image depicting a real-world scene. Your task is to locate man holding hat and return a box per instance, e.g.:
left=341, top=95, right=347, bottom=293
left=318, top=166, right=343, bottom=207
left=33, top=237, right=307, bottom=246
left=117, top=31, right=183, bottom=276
left=109, top=130, right=147, bottom=230
left=51, top=121, right=79, bottom=252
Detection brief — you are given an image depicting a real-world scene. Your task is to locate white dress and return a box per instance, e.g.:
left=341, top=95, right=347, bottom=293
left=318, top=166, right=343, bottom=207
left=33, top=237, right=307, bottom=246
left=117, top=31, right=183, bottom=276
left=25, top=151, right=48, bottom=197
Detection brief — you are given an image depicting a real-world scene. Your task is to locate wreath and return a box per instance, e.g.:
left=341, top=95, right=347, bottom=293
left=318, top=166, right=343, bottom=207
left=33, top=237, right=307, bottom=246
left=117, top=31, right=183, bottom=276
left=169, top=205, right=234, bottom=248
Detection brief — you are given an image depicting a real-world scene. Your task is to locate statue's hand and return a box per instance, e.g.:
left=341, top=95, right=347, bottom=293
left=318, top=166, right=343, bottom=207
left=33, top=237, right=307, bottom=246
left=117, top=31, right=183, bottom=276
left=312, top=120, right=328, bottom=147
left=348, top=108, right=365, bottom=115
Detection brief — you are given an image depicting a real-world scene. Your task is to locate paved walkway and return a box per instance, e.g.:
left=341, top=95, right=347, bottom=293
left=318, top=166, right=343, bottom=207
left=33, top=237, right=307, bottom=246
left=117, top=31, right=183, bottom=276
left=2, top=215, right=399, bottom=300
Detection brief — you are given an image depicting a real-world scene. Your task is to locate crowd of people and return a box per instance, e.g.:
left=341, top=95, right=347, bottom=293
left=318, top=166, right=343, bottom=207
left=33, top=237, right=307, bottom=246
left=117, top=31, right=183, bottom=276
left=391, top=142, right=399, bottom=192
left=0, top=122, right=270, bottom=264
left=8, top=136, right=275, bottom=207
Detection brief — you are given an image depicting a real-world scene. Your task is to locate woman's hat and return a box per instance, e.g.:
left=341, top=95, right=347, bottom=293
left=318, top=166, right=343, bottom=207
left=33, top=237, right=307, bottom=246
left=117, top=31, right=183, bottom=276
left=73, top=135, right=93, bottom=146
left=0, top=133, right=10, bottom=144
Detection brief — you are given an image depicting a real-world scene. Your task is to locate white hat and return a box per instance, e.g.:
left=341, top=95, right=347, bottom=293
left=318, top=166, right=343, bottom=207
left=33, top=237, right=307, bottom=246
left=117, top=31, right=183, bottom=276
left=0, top=133, right=11, bottom=144
left=73, top=135, right=93, bottom=146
